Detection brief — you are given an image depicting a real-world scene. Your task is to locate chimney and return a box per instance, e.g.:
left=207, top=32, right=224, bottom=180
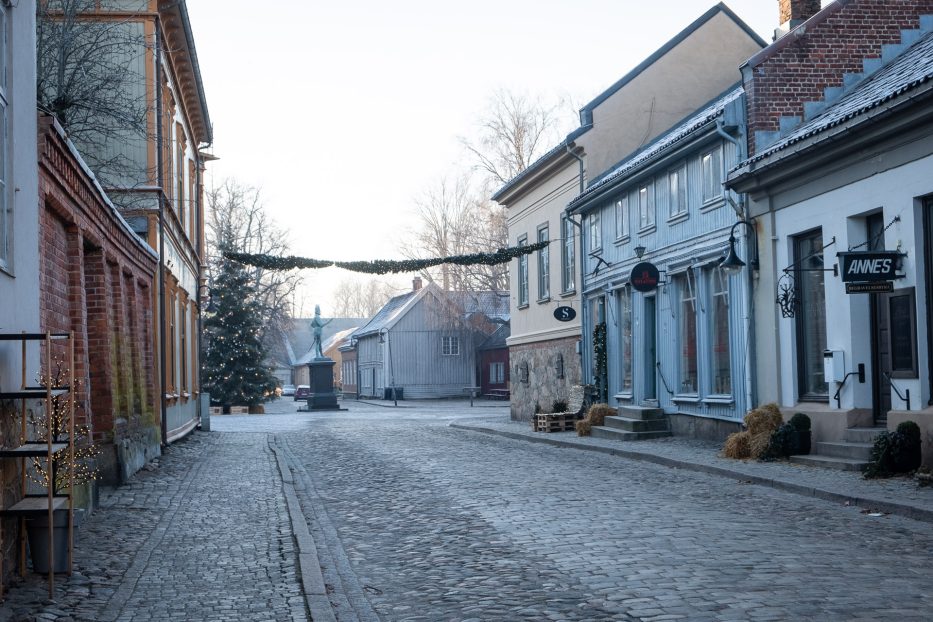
left=779, top=0, right=821, bottom=30
left=412, top=276, right=422, bottom=291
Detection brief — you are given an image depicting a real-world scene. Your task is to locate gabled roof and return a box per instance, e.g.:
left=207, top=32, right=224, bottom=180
left=352, top=289, right=423, bottom=338
left=733, top=30, right=933, bottom=172
left=491, top=2, right=764, bottom=204
left=452, top=291, right=510, bottom=324
left=568, top=86, right=743, bottom=213
left=478, top=323, right=510, bottom=351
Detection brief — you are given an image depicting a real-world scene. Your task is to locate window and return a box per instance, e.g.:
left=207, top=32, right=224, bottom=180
left=615, top=196, right=629, bottom=239
left=589, top=211, right=602, bottom=251
left=561, top=217, right=575, bottom=293
left=701, top=147, right=722, bottom=204
left=638, top=184, right=654, bottom=229
left=794, top=230, right=828, bottom=399
left=537, top=224, right=549, bottom=300
left=489, top=362, right=505, bottom=384
left=678, top=273, right=698, bottom=394
left=442, top=336, right=460, bottom=356
left=517, top=235, right=529, bottom=306
left=0, top=4, right=8, bottom=270
left=668, top=165, right=687, bottom=218
left=619, top=286, right=633, bottom=393
left=175, top=123, right=186, bottom=226
left=710, top=268, right=731, bottom=395
left=179, top=299, right=188, bottom=394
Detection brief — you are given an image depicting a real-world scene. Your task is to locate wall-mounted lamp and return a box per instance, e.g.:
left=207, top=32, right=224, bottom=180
left=720, top=220, right=758, bottom=275
left=634, top=245, right=646, bottom=259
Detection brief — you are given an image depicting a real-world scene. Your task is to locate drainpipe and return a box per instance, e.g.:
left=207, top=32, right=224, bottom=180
left=565, top=144, right=588, bottom=385
left=718, top=119, right=757, bottom=412
left=156, top=17, right=168, bottom=445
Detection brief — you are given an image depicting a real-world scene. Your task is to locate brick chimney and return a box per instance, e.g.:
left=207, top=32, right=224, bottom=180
left=779, top=0, right=821, bottom=29
left=412, top=276, right=422, bottom=291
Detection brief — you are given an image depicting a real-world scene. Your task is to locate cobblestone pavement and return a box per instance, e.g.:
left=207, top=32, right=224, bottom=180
left=2, top=398, right=932, bottom=621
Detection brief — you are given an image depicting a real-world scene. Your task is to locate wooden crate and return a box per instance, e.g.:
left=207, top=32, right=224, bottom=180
left=533, top=413, right=577, bottom=433
left=229, top=406, right=249, bottom=415
left=209, top=406, right=222, bottom=416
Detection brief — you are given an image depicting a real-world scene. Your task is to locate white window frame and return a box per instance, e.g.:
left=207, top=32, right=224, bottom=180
left=537, top=224, right=549, bottom=301
left=442, top=336, right=460, bottom=356
left=701, top=146, right=723, bottom=205
left=490, top=361, right=505, bottom=384
left=589, top=211, right=602, bottom=251
left=709, top=267, right=732, bottom=396
left=668, top=165, right=687, bottom=219
left=517, top=234, right=529, bottom=307
left=638, top=183, right=654, bottom=230
left=615, top=196, right=629, bottom=240
left=561, top=217, right=575, bottom=293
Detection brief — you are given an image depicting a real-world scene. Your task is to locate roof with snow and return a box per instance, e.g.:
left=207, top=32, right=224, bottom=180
left=352, top=290, right=419, bottom=338
left=568, top=86, right=743, bottom=213
left=736, top=30, right=933, bottom=169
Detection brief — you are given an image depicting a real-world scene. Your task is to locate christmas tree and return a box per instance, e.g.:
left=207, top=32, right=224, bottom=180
left=202, top=255, right=278, bottom=408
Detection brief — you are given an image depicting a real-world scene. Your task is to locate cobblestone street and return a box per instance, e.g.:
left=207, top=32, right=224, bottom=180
left=2, top=399, right=932, bottom=621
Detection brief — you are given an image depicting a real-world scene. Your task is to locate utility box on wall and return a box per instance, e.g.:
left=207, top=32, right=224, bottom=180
left=823, top=350, right=845, bottom=383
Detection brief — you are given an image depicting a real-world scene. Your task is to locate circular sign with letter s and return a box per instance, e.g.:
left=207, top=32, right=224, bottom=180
left=553, top=306, right=577, bottom=322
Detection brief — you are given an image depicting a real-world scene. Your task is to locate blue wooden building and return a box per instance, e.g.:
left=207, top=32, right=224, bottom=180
left=567, top=87, right=756, bottom=439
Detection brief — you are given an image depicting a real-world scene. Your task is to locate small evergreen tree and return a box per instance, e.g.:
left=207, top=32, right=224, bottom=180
left=202, top=256, right=278, bottom=408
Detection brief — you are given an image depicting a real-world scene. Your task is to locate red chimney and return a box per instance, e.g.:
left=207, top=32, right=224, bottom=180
left=412, top=276, right=422, bottom=291
left=779, top=0, right=821, bottom=28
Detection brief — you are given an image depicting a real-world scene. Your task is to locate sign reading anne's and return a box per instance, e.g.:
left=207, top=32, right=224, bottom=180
left=630, top=261, right=661, bottom=292
left=837, top=251, right=904, bottom=283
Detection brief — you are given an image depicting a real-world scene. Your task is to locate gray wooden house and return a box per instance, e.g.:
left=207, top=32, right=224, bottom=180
left=354, top=278, right=508, bottom=399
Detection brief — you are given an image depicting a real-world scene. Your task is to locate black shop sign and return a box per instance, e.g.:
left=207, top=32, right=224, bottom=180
left=837, top=251, right=905, bottom=283
left=630, top=262, right=661, bottom=292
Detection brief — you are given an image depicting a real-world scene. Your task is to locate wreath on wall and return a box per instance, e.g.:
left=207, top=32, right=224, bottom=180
left=224, top=240, right=549, bottom=275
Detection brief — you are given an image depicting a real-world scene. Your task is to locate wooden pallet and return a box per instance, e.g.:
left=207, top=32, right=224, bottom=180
left=533, top=413, right=578, bottom=433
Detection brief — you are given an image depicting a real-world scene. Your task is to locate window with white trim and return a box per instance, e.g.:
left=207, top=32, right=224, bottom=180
left=638, top=183, right=654, bottom=229
left=589, top=211, right=602, bottom=251
left=677, top=273, right=698, bottom=394
left=709, top=267, right=731, bottom=395
left=442, top=336, right=460, bottom=356
left=615, top=196, right=628, bottom=239
left=537, top=224, right=549, bottom=300
left=701, top=146, right=722, bottom=204
left=561, top=217, right=575, bottom=293
left=668, top=165, right=687, bottom=218
left=517, top=235, right=528, bottom=306
left=619, top=285, right=633, bottom=392
left=489, top=362, right=505, bottom=384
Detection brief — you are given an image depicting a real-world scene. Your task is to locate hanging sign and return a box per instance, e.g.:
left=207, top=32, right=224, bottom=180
left=553, top=306, right=577, bottom=322
left=630, top=262, right=661, bottom=292
left=837, top=251, right=904, bottom=282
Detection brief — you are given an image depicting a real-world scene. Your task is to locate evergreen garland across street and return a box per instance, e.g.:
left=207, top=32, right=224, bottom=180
left=224, top=240, right=550, bottom=274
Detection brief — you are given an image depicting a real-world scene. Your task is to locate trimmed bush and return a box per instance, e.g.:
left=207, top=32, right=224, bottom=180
left=763, top=422, right=800, bottom=461
left=789, top=412, right=811, bottom=431
left=865, top=421, right=923, bottom=478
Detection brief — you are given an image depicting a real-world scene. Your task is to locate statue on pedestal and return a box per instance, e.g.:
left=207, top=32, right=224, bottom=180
left=309, top=305, right=332, bottom=360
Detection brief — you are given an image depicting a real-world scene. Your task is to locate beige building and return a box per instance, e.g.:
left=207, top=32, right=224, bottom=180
left=494, top=4, right=765, bottom=420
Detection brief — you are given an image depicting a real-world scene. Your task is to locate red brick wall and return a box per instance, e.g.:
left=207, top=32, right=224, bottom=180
left=37, top=116, right=159, bottom=475
left=746, top=0, right=933, bottom=153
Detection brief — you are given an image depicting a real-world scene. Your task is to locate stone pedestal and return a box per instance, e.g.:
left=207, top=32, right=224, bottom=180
left=307, top=358, right=340, bottom=410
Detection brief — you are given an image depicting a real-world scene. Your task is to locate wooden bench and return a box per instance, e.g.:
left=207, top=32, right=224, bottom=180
left=484, top=389, right=510, bottom=400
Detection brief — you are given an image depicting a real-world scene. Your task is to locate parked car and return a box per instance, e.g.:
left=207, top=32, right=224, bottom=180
left=281, top=384, right=296, bottom=397
left=294, top=385, right=311, bottom=401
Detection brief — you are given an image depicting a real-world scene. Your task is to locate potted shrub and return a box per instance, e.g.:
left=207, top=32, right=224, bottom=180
left=789, top=412, right=811, bottom=455
left=865, top=420, right=922, bottom=479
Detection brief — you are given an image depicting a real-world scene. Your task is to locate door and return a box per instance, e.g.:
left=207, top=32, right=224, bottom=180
left=644, top=295, right=657, bottom=400
left=871, top=294, right=892, bottom=423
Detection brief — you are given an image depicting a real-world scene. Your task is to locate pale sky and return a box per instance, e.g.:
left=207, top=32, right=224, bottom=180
left=186, top=0, right=823, bottom=316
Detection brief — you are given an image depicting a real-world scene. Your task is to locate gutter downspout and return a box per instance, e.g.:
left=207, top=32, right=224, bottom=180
left=565, top=144, right=589, bottom=385
left=718, top=118, right=757, bottom=413
left=156, top=17, right=168, bottom=446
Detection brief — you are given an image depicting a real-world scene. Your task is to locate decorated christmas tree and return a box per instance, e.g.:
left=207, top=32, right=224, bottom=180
left=202, top=255, right=278, bottom=408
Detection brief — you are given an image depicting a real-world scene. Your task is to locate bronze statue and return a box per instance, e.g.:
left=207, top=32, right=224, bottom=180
left=309, top=305, right=332, bottom=360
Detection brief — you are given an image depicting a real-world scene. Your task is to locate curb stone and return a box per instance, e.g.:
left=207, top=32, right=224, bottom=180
left=449, top=422, right=933, bottom=525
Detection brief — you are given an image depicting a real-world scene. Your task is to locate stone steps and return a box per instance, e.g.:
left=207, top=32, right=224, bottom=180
left=788, top=426, right=884, bottom=472
left=589, top=405, right=670, bottom=441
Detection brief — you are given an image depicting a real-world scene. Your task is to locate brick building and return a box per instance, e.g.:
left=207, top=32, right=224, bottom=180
left=38, top=115, right=160, bottom=484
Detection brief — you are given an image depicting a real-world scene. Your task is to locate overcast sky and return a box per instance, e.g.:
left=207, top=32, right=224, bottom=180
left=186, top=0, right=825, bottom=316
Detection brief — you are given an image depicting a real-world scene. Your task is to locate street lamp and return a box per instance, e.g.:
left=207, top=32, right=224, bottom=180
left=720, top=220, right=758, bottom=275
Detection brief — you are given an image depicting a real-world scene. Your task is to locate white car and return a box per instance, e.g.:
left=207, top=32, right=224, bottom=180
left=281, top=384, right=296, bottom=397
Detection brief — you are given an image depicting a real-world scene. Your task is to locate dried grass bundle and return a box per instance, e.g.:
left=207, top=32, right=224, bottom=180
left=722, top=431, right=751, bottom=459
left=576, top=420, right=592, bottom=436
left=586, top=404, right=615, bottom=427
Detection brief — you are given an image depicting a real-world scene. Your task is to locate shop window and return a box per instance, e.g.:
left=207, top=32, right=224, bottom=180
left=619, top=286, right=633, bottom=392
left=794, top=230, right=828, bottom=399
left=677, top=273, right=698, bottom=394
left=709, top=268, right=731, bottom=395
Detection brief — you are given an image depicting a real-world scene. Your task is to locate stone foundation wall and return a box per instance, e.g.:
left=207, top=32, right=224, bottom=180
left=668, top=413, right=742, bottom=443
left=509, top=337, right=582, bottom=421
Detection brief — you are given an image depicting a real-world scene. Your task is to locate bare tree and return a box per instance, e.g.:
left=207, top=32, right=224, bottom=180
left=37, top=0, right=152, bottom=188
left=460, top=89, right=572, bottom=189
left=330, top=278, right=397, bottom=318
left=205, top=181, right=302, bottom=354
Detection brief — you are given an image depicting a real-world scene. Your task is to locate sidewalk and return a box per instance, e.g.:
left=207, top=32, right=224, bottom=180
left=450, top=415, right=933, bottom=523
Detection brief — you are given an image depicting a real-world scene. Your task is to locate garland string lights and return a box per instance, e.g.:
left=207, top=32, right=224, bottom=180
left=224, top=240, right=550, bottom=275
